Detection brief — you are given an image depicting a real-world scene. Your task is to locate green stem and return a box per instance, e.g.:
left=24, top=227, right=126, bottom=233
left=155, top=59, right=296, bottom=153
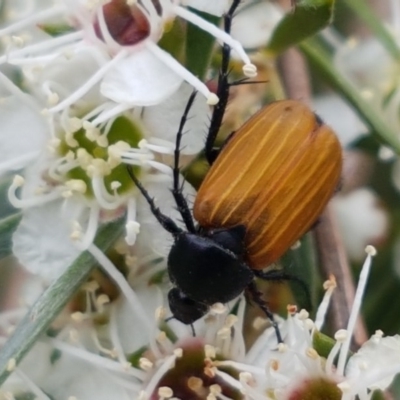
left=341, top=0, right=400, bottom=61
left=0, top=218, right=124, bottom=385
left=300, top=38, right=400, bottom=154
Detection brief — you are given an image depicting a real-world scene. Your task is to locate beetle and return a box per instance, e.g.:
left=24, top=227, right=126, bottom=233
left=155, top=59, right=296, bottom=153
left=128, top=97, right=342, bottom=342
left=126, top=0, right=342, bottom=342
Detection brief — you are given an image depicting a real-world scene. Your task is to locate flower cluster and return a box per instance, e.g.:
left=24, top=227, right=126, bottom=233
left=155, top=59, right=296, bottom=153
left=2, top=246, right=400, bottom=400
left=1, top=1, right=400, bottom=400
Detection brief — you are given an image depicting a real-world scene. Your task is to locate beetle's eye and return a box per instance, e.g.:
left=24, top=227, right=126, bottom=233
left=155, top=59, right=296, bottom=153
left=168, top=288, right=208, bottom=325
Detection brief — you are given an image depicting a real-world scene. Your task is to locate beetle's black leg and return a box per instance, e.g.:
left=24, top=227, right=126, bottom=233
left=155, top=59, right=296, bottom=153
left=253, top=269, right=312, bottom=311
left=205, top=0, right=242, bottom=165
left=190, top=324, right=196, bottom=337
left=247, top=280, right=283, bottom=344
left=127, top=166, right=183, bottom=236
left=172, top=91, right=197, bottom=233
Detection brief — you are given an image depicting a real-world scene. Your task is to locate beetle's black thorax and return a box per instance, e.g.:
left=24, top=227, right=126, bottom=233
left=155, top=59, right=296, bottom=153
left=168, top=226, right=253, bottom=305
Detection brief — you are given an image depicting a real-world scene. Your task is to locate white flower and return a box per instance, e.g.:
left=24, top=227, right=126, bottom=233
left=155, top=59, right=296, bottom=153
left=0, top=0, right=257, bottom=109
left=192, top=247, right=400, bottom=400
left=0, top=69, right=202, bottom=282
left=320, top=1, right=400, bottom=148
left=231, top=0, right=283, bottom=50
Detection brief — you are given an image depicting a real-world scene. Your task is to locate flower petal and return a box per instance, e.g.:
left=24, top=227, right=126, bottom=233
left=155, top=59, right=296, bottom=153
left=142, top=83, right=210, bottom=154
left=12, top=199, right=84, bottom=283
left=0, top=96, right=47, bottom=176
left=101, top=48, right=183, bottom=106
left=231, top=2, right=282, bottom=49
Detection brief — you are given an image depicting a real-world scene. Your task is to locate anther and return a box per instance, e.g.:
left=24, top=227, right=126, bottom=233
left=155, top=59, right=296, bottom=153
left=334, top=329, right=348, bottom=342
left=242, top=63, right=257, bottom=78
left=204, top=344, right=216, bottom=359
left=139, top=357, right=153, bottom=371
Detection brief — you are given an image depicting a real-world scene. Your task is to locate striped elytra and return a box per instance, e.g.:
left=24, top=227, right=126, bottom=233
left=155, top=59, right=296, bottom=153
left=193, top=100, right=342, bottom=270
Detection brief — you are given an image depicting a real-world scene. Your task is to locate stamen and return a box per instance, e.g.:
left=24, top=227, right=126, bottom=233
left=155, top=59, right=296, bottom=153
left=143, top=160, right=173, bottom=175
left=96, top=3, right=120, bottom=52
left=88, top=244, right=152, bottom=331
left=45, top=337, right=145, bottom=379
left=173, top=5, right=257, bottom=78
left=74, top=204, right=100, bottom=250
left=15, top=368, right=51, bottom=400
left=91, top=103, right=133, bottom=126
left=145, top=40, right=219, bottom=105
left=125, top=198, right=140, bottom=245
left=0, top=31, right=84, bottom=64
left=325, top=330, right=347, bottom=376
left=315, top=275, right=337, bottom=331
left=8, top=175, right=62, bottom=208
left=213, top=369, right=242, bottom=391
left=0, top=70, right=40, bottom=110
left=239, top=372, right=266, bottom=400
left=139, top=138, right=175, bottom=155
left=0, top=5, right=66, bottom=36
left=91, top=176, right=122, bottom=210
left=337, top=246, right=377, bottom=375
left=140, top=354, right=178, bottom=398
left=47, top=49, right=128, bottom=113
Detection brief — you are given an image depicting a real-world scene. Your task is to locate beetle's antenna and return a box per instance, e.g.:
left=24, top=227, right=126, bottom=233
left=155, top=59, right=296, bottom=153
left=246, top=280, right=283, bottom=344
left=204, top=0, right=242, bottom=165
left=172, top=91, right=197, bottom=233
left=253, top=269, right=312, bottom=311
left=126, top=166, right=183, bottom=236
left=190, top=324, right=196, bottom=337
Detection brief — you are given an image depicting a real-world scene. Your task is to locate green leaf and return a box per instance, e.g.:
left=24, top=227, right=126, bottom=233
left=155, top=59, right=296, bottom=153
left=340, top=0, right=400, bottom=62
left=281, top=233, right=321, bottom=315
left=313, top=330, right=336, bottom=358
left=0, top=218, right=124, bottom=386
left=267, top=0, right=335, bottom=55
left=301, top=36, right=400, bottom=154
left=38, top=24, right=75, bottom=37
left=313, top=330, right=353, bottom=361
left=185, top=9, right=220, bottom=79
left=0, top=213, right=21, bottom=259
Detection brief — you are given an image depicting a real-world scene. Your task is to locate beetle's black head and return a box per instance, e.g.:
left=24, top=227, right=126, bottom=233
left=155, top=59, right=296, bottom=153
left=168, top=288, right=209, bottom=324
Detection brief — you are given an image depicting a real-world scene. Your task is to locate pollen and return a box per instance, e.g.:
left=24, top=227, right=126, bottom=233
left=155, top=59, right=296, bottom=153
left=210, top=303, right=226, bottom=315
left=323, top=275, right=337, bottom=290
left=6, top=358, right=16, bottom=372
left=334, top=329, right=348, bottom=342
left=65, top=179, right=87, bottom=194
left=158, top=386, right=173, bottom=399
left=306, top=348, right=319, bottom=360
left=139, top=357, right=153, bottom=371
left=204, top=345, right=216, bottom=359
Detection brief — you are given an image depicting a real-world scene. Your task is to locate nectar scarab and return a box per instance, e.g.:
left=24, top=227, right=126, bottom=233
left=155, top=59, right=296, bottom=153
left=127, top=0, right=342, bottom=342
left=128, top=97, right=342, bottom=343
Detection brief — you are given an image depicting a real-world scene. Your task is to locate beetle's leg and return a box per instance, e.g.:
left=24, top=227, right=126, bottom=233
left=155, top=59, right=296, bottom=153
left=205, top=0, right=241, bottom=165
left=247, top=280, right=283, bottom=343
left=127, top=166, right=183, bottom=236
left=172, top=91, right=197, bottom=233
left=253, top=269, right=312, bottom=311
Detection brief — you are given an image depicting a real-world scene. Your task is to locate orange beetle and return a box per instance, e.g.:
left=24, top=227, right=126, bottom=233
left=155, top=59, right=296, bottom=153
left=129, top=99, right=342, bottom=341
left=194, top=99, right=342, bottom=269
